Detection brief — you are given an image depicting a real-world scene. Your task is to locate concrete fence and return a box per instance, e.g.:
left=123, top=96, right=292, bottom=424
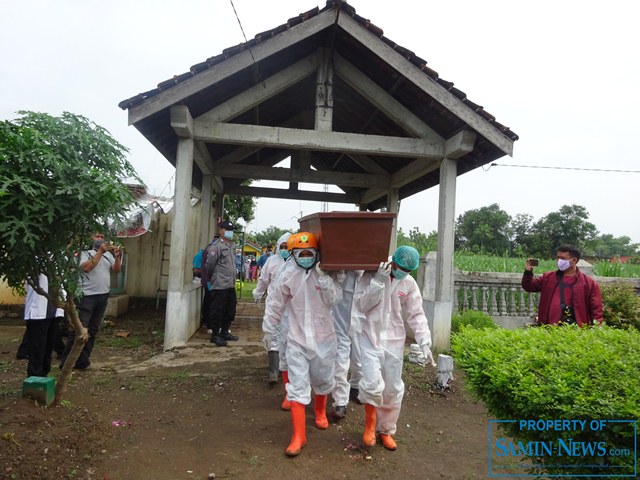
left=418, top=252, right=640, bottom=331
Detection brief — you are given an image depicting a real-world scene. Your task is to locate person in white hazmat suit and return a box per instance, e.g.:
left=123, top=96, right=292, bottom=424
left=355, top=245, right=435, bottom=451
left=330, top=270, right=363, bottom=419
left=262, top=232, right=343, bottom=457
left=262, top=234, right=302, bottom=411
left=253, top=232, right=291, bottom=384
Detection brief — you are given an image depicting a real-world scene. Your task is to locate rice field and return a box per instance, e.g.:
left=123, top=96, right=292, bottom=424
left=454, top=253, right=640, bottom=278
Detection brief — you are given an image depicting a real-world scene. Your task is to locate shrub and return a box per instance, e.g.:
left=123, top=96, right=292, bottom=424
left=601, top=283, right=640, bottom=330
left=451, top=326, right=640, bottom=476
left=451, top=309, right=497, bottom=333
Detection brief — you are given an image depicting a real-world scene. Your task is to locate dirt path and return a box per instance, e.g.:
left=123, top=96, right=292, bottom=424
left=0, top=303, right=491, bottom=480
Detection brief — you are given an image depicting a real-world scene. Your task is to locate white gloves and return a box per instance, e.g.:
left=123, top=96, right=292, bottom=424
left=262, top=333, right=273, bottom=351
left=375, top=261, right=391, bottom=282
left=252, top=288, right=262, bottom=306
left=316, top=262, right=327, bottom=277
left=421, top=344, right=436, bottom=367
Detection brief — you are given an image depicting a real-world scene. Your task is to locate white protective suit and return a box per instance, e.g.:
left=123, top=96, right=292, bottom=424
left=254, top=233, right=291, bottom=352
left=355, top=269, right=432, bottom=436
left=263, top=257, right=343, bottom=405
left=331, top=270, right=363, bottom=408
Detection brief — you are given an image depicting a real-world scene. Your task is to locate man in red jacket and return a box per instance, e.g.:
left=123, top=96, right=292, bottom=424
left=522, top=244, right=603, bottom=326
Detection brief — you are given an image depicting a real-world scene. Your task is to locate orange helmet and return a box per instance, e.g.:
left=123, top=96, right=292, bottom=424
left=288, top=231, right=318, bottom=250
left=287, top=233, right=300, bottom=251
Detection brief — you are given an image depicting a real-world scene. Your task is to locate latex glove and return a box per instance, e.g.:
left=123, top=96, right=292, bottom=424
left=335, top=270, right=346, bottom=284
left=375, top=261, right=391, bottom=282
left=421, top=344, right=437, bottom=367
left=206, top=281, right=212, bottom=291
left=254, top=297, right=261, bottom=307
left=316, top=262, right=327, bottom=277
left=262, top=333, right=273, bottom=351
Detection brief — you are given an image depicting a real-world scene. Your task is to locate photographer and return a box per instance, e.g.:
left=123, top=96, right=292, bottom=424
left=522, top=245, right=603, bottom=327
left=60, top=232, right=122, bottom=369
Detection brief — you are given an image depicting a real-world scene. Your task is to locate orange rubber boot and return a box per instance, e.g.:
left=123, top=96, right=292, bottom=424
left=362, top=403, right=377, bottom=447
left=285, top=402, right=307, bottom=457
left=313, top=394, right=329, bottom=429
left=379, top=433, right=397, bottom=450
left=281, top=371, right=291, bottom=411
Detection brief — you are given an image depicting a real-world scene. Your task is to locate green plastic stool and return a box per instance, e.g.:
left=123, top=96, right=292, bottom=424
left=22, top=376, right=55, bottom=406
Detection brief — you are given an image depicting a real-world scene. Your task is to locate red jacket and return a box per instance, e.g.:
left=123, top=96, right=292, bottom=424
left=521, top=268, right=603, bottom=326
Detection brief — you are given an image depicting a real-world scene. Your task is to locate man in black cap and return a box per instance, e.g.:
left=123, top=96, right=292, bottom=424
left=202, top=220, right=239, bottom=346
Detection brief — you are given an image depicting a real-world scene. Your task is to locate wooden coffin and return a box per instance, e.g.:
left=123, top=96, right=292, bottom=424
left=298, top=212, right=396, bottom=270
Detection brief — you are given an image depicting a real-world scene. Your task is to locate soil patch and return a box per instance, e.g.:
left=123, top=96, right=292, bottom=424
left=0, top=304, right=491, bottom=480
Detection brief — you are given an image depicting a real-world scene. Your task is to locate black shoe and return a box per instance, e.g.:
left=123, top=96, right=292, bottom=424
left=220, top=332, right=239, bottom=341
left=332, top=405, right=347, bottom=419
left=73, top=361, right=91, bottom=370
left=16, top=354, right=28, bottom=360
left=210, top=336, right=228, bottom=347
left=349, top=387, right=362, bottom=404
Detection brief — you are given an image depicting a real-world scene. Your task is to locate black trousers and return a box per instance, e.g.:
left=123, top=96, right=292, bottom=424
left=24, top=318, right=59, bottom=377
left=60, top=293, right=109, bottom=369
left=17, top=318, right=66, bottom=360
left=206, top=288, right=237, bottom=337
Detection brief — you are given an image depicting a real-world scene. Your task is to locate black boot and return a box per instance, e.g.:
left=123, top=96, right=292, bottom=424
left=268, top=350, right=279, bottom=384
left=210, top=335, right=228, bottom=347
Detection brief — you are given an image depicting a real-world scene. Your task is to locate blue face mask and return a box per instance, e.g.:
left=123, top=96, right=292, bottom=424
left=279, top=250, right=291, bottom=260
left=223, top=230, right=234, bottom=240
left=93, top=240, right=104, bottom=250
left=392, top=268, right=409, bottom=280
left=297, top=257, right=315, bottom=269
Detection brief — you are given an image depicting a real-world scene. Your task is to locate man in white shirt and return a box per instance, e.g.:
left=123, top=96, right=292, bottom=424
left=60, top=232, right=121, bottom=369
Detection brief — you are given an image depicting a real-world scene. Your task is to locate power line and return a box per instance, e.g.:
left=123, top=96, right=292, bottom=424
left=490, top=163, right=640, bottom=174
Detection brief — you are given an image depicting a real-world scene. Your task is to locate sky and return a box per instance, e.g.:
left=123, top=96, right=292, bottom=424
left=2, top=0, right=639, bottom=244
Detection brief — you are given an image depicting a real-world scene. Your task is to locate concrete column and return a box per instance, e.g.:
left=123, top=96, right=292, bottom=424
left=164, top=136, right=194, bottom=350
left=431, top=157, right=457, bottom=350
left=213, top=193, right=225, bottom=227
left=200, top=175, right=213, bottom=248
left=386, top=188, right=400, bottom=254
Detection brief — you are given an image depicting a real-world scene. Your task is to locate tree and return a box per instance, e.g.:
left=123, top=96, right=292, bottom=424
left=254, top=226, right=290, bottom=248
left=592, top=234, right=640, bottom=258
left=216, top=181, right=256, bottom=228
left=509, top=213, right=534, bottom=256
left=397, top=227, right=438, bottom=255
left=455, top=203, right=511, bottom=254
left=0, top=111, right=138, bottom=405
left=530, top=204, right=598, bottom=257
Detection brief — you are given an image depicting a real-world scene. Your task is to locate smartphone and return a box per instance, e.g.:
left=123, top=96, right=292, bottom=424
left=529, top=259, right=539, bottom=266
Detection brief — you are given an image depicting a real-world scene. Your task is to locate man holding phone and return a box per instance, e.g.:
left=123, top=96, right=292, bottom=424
left=521, top=245, right=603, bottom=327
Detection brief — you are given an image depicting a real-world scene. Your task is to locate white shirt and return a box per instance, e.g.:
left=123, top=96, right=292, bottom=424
left=24, top=274, right=64, bottom=320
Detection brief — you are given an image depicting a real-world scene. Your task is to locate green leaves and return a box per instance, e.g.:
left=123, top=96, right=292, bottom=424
left=452, top=326, right=640, bottom=475
left=0, top=111, right=140, bottom=303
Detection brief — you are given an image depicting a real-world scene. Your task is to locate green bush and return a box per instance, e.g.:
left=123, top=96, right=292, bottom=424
left=451, top=326, right=640, bottom=476
left=451, top=309, right=497, bottom=333
left=601, top=283, right=640, bottom=330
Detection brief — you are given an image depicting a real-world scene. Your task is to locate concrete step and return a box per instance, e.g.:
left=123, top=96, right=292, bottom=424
left=235, top=300, right=263, bottom=318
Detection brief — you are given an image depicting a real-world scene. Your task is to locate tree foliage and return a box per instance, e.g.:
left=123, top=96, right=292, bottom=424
left=397, top=227, right=437, bottom=255
left=528, top=204, right=598, bottom=258
left=216, top=183, right=256, bottom=228
left=455, top=203, right=511, bottom=254
left=0, top=111, right=139, bottom=403
left=253, top=226, right=290, bottom=248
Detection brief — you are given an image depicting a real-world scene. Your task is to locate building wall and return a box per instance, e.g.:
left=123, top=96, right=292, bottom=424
left=120, top=201, right=202, bottom=299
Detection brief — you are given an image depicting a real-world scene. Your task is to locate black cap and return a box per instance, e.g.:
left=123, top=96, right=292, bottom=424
left=218, top=220, right=235, bottom=230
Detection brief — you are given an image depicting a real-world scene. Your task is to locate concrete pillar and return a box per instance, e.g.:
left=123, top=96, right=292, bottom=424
left=164, top=136, right=194, bottom=350
left=200, top=174, right=213, bottom=248
left=386, top=188, right=400, bottom=254
left=431, top=157, right=457, bottom=350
